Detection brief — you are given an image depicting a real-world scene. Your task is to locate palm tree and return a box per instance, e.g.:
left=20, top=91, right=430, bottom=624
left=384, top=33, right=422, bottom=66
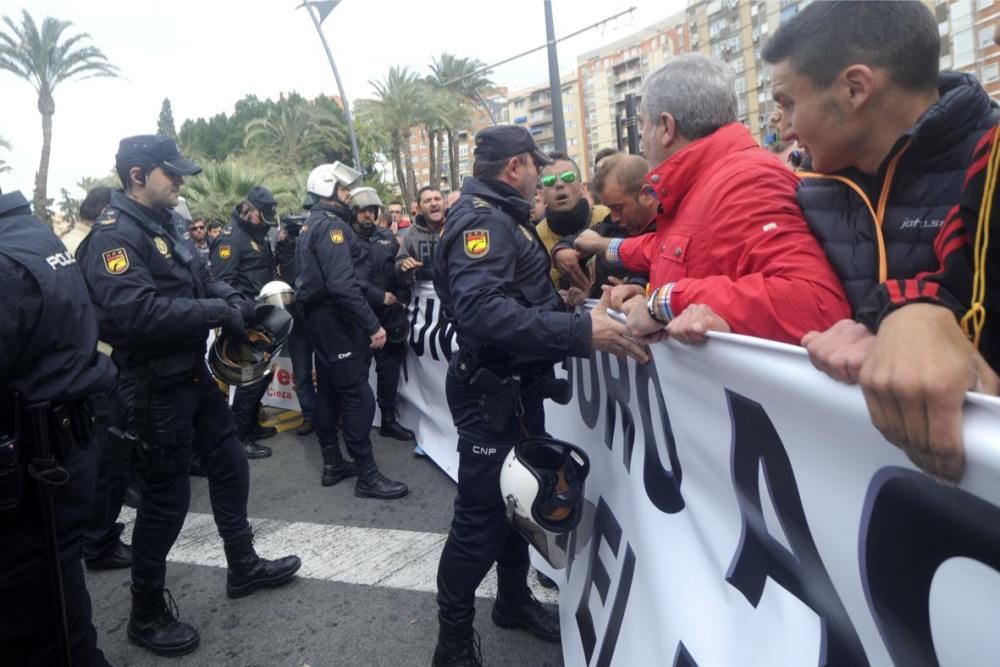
left=368, top=66, right=424, bottom=207
left=244, top=97, right=347, bottom=175
left=0, top=10, right=119, bottom=221
left=0, top=136, right=11, bottom=174
left=429, top=53, right=493, bottom=189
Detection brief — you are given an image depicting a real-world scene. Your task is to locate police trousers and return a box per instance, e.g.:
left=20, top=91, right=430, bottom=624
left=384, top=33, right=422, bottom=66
left=83, top=384, right=129, bottom=560
left=231, top=373, right=271, bottom=441
left=120, top=361, right=251, bottom=591
left=436, top=373, right=546, bottom=630
left=373, top=340, right=404, bottom=413
left=0, top=443, right=110, bottom=666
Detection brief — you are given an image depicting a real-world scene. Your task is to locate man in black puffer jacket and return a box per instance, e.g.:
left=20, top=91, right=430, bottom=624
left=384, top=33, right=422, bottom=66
left=762, top=0, right=1000, bottom=380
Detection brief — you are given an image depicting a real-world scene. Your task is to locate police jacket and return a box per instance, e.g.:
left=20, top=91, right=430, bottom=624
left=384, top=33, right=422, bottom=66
left=797, top=72, right=1000, bottom=313
left=0, top=191, right=116, bottom=403
left=295, top=201, right=381, bottom=337
left=396, top=214, right=442, bottom=282
left=210, top=208, right=276, bottom=299
left=434, top=177, right=592, bottom=370
left=77, top=190, right=242, bottom=371
left=353, top=223, right=408, bottom=316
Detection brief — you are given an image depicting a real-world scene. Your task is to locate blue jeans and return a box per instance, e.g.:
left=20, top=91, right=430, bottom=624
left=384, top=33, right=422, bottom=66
left=287, top=328, right=316, bottom=419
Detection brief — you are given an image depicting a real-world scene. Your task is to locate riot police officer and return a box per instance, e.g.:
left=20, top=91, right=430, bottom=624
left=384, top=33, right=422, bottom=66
left=211, top=185, right=280, bottom=459
left=431, top=126, right=648, bottom=666
left=76, top=135, right=301, bottom=657
left=295, top=163, right=409, bottom=499
left=0, top=189, right=116, bottom=666
left=348, top=186, right=416, bottom=442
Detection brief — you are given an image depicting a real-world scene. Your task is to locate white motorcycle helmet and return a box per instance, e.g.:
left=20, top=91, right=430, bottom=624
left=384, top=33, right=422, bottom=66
left=257, top=280, right=295, bottom=308
left=348, top=186, right=383, bottom=212
left=306, top=161, right=363, bottom=199
left=500, top=436, right=590, bottom=568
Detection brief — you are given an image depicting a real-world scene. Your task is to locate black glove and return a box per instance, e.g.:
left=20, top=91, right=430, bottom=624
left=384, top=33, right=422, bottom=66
left=203, top=299, right=246, bottom=337
left=236, top=299, right=258, bottom=325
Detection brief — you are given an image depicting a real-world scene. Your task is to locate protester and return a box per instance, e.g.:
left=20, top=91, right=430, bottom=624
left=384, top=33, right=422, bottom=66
left=207, top=218, right=222, bottom=240
left=211, top=186, right=281, bottom=460
left=535, top=152, right=610, bottom=290
left=552, top=153, right=655, bottom=303
left=529, top=184, right=545, bottom=224
left=395, top=186, right=445, bottom=283
left=62, top=186, right=112, bottom=256
left=185, top=216, right=211, bottom=263
left=387, top=200, right=405, bottom=232
left=574, top=54, right=850, bottom=345
left=760, top=0, right=999, bottom=376
left=431, top=124, right=648, bottom=666
left=76, top=135, right=301, bottom=657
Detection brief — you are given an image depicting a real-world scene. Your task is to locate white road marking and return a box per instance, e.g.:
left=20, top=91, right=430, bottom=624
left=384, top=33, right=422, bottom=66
left=118, top=508, right=560, bottom=604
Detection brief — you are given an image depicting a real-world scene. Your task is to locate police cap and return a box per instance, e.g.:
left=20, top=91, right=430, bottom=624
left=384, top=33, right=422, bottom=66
left=474, top=125, right=554, bottom=168
left=247, top=185, right=278, bottom=223
left=116, top=135, right=202, bottom=176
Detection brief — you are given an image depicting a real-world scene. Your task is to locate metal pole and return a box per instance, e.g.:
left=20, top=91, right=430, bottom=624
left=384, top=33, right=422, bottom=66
left=544, top=0, right=567, bottom=153
left=303, top=3, right=362, bottom=170
left=624, top=94, right=640, bottom=155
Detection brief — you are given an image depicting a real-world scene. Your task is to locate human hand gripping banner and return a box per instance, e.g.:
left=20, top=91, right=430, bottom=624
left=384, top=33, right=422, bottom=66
left=274, top=283, right=1000, bottom=665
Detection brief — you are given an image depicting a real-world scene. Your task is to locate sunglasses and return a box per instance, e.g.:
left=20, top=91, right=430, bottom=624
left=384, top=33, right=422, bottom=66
left=541, top=171, right=577, bottom=187
left=190, top=225, right=205, bottom=231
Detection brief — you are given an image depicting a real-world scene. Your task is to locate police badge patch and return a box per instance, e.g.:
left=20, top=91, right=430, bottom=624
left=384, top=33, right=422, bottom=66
left=103, top=248, right=129, bottom=275
left=330, top=229, right=344, bottom=244
left=154, top=236, right=171, bottom=258
left=219, top=245, right=232, bottom=259
left=464, top=230, right=490, bottom=258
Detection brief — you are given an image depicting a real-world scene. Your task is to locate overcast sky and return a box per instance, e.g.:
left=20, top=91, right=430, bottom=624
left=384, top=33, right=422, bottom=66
left=0, top=0, right=685, bottom=199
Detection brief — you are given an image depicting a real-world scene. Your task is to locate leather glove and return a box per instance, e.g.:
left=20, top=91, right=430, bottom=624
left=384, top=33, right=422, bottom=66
left=203, top=299, right=247, bottom=339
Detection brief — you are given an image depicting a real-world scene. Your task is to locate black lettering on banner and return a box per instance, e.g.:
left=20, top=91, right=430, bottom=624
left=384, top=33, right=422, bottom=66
left=725, top=390, right=868, bottom=666
left=635, top=356, right=685, bottom=514
left=574, top=498, right=636, bottom=667
left=572, top=352, right=601, bottom=429
left=861, top=467, right=1000, bottom=666
left=673, top=642, right=699, bottom=667
left=601, top=353, right=636, bottom=467
left=408, top=295, right=431, bottom=357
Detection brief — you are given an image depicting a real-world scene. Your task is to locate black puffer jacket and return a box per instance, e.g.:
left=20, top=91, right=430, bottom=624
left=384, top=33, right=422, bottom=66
left=796, top=72, right=999, bottom=313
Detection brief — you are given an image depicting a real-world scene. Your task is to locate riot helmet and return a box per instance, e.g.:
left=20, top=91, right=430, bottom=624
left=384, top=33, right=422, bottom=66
left=306, top=162, right=363, bottom=200
left=208, top=305, right=293, bottom=387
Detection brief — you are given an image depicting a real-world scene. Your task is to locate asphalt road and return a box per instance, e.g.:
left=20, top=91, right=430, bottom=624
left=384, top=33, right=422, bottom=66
left=85, top=417, right=565, bottom=667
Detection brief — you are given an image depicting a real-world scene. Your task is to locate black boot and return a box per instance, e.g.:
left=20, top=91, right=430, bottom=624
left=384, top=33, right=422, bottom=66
left=354, top=457, right=408, bottom=499
left=86, top=539, right=133, bottom=571
left=254, top=424, right=278, bottom=440
left=127, top=587, right=200, bottom=657
left=224, top=532, right=302, bottom=599
left=432, top=618, right=482, bottom=667
left=491, top=591, right=560, bottom=643
left=379, top=410, right=415, bottom=441
left=321, top=445, right=357, bottom=486
left=296, top=416, right=315, bottom=436
left=241, top=438, right=272, bottom=460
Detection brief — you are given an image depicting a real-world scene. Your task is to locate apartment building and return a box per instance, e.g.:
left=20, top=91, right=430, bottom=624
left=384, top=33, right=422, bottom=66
left=937, top=0, right=1000, bottom=98
left=507, top=74, right=586, bottom=171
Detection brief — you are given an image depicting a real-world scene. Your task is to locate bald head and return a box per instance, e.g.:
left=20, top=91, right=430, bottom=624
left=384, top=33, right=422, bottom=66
left=593, top=154, right=656, bottom=235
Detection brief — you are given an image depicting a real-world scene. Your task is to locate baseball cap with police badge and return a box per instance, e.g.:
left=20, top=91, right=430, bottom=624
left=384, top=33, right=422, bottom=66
left=474, top=125, right=554, bottom=168
left=247, top=185, right=278, bottom=225
left=116, top=135, right=202, bottom=176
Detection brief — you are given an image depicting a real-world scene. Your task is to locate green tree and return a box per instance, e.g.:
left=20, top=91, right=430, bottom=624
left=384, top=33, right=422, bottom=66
left=58, top=187, right=79, bottom=223
left=244, top=96, right=347, bottom=175
left=366, top=66, right=424, bottom=207
left=182, top=159, right=300, bottom=223
left=0, top=10, right=119, bottom=221
left=157, top=97, right=177, bottom=139
left=0, top=136, right=11, bottom=174
left=429, top=53, right=493, bottom=189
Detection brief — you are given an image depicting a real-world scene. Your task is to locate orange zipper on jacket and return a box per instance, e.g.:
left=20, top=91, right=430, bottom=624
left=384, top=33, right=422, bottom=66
left=796, top=140, right=912, bottom=284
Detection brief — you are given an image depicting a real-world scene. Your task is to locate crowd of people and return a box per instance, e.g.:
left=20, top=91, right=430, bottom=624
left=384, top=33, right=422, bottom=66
left=2, top=1, right=1000, bottom=665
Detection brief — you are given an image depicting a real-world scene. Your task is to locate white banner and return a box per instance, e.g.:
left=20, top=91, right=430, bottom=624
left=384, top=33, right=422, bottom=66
left=391, top=283, right=1000, bottom=667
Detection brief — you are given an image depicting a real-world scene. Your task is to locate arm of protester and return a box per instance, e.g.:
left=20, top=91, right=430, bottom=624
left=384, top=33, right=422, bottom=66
left=610, top=283, right=646, bottom=312
left=858, top=303, right=1000, bottom=484
left=552, top=246, right=591, bottom=291
left=394, top=228, right=421, bottom=278
left=665, top=303, right=732, bottom=345
left=314, top=223, right=380, bottom=336
left=801, top=319, right=873, bottom=384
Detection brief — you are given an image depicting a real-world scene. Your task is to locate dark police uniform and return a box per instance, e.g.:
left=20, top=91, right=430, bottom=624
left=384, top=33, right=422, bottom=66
left=274, top=216, right=316, bottom=423
left=211, top=195, right=278, bottom=453
left=295, top=200, right=407, bottom=498
left=353, top=222, right=413, bottom=436
left=0, top=190, right=116, bottom=666
left=433, top=174, right=591, bottom=657
left=78, top=170, right=300, bottom=656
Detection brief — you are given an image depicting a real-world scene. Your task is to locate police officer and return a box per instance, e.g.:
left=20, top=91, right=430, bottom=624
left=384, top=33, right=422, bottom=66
left=0, top=189, right=116, bottom=666
left=76, top=135, right=301, bottom=657
left=431, top=126, right=648, bottom=666
left=348, top=186, right=416, bottom=442
left=295, top=163, right=409, bottom=498
left=211, top=185, right=280, bottom=459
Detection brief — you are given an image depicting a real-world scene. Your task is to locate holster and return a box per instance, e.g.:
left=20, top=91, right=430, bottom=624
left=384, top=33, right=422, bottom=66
left=451, top=348, right=521, bottom=433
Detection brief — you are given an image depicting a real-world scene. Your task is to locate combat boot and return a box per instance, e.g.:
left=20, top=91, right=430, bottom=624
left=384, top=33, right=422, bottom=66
left=241, top=437, right=272, bottom=460
left=432, top=618, right=482, bottom=667
left=127, top=587, right=200, bottom=657
left=224, top=532, right=302, bottom=599
left=378, top=409, right=415, bottom=441
left=354, top=457, right=408, bottom=499
left=491, top=591, right=560, bottom=643
left=254, top=423, right=278, bottom=440
left=321, top=445, right=357, bottom=486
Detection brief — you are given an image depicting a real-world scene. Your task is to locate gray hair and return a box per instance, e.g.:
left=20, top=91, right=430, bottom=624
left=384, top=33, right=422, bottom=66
left=639, top=54, right=737, bottom=140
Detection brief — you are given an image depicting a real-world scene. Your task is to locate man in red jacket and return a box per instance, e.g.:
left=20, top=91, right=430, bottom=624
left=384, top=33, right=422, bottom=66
left=576, top=54, right=849, bottom=345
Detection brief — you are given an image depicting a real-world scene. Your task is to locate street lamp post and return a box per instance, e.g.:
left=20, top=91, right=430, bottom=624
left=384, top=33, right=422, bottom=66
left=298, top=0, right=363, bottom=171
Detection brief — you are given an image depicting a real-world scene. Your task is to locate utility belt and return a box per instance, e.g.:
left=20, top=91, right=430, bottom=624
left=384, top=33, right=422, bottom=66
left=450, top=347, right=570, bottom=433
left=123, top=349, right=202, bottom=385
left=0, top=392, right=94, bottom=512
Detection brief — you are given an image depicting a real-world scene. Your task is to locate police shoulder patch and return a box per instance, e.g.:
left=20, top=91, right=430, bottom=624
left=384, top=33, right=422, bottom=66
left=464, top=229, right=490, bottom=258
left=222, top=224, right=234, bottom=236
left=330, top=229, right=345, bottom=244
left=518, top=225, right=535, bottom=243
left=219, top=244, right=232, bottom=259
left=153, top=236, right=171, bottom=258
left=102, top=248, right=129, bottom=275
left=97, top=209, right=118, bottom=226
left=472, top=197, right=491, bottom=211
